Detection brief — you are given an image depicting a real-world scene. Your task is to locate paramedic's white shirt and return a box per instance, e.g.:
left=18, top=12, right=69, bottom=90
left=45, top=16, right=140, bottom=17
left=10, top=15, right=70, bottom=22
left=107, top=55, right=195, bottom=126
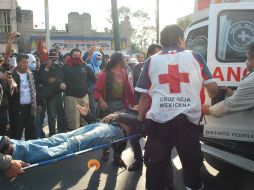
left=18, top=72, right=31, bottom=105
left=135, top=48, right=215, bottom=124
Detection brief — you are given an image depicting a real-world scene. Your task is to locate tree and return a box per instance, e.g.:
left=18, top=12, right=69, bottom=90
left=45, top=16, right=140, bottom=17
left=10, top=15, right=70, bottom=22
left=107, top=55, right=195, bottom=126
left=176, top=15, right=193, bottom=31
left=106, top=6, right=131, bottom=25
left=131, top=10, right=156, bottom=53
left=107, top=7, right=156, bottom=53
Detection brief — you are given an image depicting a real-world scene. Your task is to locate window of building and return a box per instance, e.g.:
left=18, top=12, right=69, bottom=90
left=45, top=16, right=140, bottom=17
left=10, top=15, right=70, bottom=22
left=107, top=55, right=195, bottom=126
left=216, top=10, right=254, bottom=62
left=186, top=26, right=208, bottom=61
left=0, top=10, right=11, bottom=32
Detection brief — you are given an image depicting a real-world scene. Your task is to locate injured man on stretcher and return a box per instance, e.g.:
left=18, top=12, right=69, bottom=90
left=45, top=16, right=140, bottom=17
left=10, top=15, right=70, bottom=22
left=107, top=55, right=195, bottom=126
left=0, top=104, right=144, bottom=176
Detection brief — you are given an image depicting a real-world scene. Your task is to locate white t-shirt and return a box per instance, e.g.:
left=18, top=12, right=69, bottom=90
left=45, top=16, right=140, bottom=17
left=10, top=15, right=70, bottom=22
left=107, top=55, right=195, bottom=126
left=18, top=72, right=31, bottom=105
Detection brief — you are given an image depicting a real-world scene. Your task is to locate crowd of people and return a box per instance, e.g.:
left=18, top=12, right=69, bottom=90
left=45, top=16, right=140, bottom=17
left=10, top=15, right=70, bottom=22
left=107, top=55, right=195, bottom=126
left=1, top=24, right=254, bottom=190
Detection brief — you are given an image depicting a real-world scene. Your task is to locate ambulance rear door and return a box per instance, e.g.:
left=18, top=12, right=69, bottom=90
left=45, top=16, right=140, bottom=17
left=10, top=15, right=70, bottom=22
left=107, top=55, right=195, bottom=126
left=207, top=2, right=254, bottom=87
left=204, top=2, right=254, bottom=142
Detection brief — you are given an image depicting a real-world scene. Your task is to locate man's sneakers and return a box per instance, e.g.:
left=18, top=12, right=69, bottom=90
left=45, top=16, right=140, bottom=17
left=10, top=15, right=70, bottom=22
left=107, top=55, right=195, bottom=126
left=128, top=160, right=143, bottom=171
left=0, top=136, right=12, bottom=155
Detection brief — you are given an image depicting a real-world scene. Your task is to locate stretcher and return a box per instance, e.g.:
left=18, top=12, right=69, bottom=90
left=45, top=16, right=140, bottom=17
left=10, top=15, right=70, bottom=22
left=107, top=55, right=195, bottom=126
left=0, top=134, right=141, bottom=190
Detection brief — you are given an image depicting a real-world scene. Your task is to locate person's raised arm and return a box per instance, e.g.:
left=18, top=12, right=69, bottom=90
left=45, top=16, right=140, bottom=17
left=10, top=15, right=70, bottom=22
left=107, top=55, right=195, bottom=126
left=3, top=32, right=16, bottom=65
left=77, top=104, right=100, bottom=123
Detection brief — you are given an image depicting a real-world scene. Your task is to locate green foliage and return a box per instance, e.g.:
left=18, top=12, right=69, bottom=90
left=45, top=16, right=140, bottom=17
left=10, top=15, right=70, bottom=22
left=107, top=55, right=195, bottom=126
left=176, top=15, right=192, bottom=31
left=107, top=7, right=156, bottom=53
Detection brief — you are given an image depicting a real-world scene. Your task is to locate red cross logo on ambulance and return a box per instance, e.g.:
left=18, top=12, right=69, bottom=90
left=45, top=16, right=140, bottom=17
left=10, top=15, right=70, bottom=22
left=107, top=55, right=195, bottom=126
left=228, top=21, right=254, bottom=52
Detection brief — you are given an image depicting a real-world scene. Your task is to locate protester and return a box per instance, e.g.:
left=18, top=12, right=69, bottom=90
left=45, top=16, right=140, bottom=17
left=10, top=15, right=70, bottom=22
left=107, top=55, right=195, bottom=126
left=136, top=53, right=144, bottom=64
left=203, top=42, right=254, bottom=117
left=30, top=54, right=47, bottom=138
left=0, top=57, right=16, bottom=136
left=135, top=24, right=218, bottom=190
left=83, top=46, right=97, bottom=63
left=87, top=51, right=103, bottom=115
left=0, top=32, right=20, bottom=137
left=127, top=58, right=138, bottom=71
left=104, top=54, right=110, bottom=66
left=54, top=46, right=64, bottom=63
left=27, top=53, right=45, bottom=138
left=38, top=49, right=66, bottom=136
left=93, top=52, right=136, bottom=162
left=36, top=37, right=48, bottom=64
left=133, top=44, right=163, bottom=102
left=84, top=47, right=106, bottom=69
left=63, top=53, right=70, bottom=64
left=94, top=52, right=136, bottom=116
left=2, top=32, right=17, bottom=71
left=60, top=48, right=97, bottom=130
left=9, top=54, right=37, bottom=140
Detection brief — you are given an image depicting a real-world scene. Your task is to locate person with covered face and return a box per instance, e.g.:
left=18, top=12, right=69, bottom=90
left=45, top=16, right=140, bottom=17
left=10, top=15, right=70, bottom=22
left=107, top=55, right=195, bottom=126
left=60, top=48, right=97, bottom=130
left=87, top=51, right=103, bottom=115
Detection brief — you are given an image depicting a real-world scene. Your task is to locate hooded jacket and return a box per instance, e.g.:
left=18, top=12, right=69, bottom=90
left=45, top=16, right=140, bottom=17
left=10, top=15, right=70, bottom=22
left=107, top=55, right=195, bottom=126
left=87, top=52, right=102, bottom=93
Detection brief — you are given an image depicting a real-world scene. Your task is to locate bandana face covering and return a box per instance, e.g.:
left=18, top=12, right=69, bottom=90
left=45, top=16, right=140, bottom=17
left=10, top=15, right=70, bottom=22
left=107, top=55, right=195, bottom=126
left=71, top=57, right=83, bottom=65
left=96, top=60, right=102, bottom=67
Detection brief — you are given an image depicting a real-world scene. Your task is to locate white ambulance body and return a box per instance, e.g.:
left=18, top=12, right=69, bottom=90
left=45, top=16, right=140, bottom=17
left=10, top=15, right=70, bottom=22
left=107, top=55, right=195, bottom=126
left=185, top=0, right=254, bottom=172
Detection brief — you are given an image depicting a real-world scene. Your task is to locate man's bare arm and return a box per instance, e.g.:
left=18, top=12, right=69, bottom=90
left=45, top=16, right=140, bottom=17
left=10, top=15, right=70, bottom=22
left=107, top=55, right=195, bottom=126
left=205, top=82, right=218, bottom=98
left=4, top=32, right=15, bottom=62
left=138, top=93, right=151, bottom=121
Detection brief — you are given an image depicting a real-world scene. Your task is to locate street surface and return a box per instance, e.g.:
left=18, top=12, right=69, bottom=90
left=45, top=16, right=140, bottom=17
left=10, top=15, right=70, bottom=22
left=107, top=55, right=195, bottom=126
left=1, top=137, right=254, bottom=190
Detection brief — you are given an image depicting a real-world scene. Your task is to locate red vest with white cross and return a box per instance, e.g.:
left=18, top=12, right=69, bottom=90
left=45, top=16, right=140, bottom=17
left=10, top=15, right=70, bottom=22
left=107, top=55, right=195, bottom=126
left=147, top=50, right=203, bottom=124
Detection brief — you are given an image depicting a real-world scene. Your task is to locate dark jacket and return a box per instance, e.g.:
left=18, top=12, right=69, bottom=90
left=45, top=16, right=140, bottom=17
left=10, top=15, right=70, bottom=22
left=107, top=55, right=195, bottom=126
left=133, top=62, right=144, bottom=87
left=133, top=62, right=144, bottom=102
left=62, top=63, right=97, bottom=98
left=37, top=62, right=63, bottom=105
left=0, top=79, right=11, bottom=114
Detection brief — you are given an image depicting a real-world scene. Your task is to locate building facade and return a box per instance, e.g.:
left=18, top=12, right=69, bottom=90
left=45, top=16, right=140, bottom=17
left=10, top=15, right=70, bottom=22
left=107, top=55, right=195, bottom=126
left=0, top=0, right=132, bottom=55
left=0, top=0, right=18, bottom=52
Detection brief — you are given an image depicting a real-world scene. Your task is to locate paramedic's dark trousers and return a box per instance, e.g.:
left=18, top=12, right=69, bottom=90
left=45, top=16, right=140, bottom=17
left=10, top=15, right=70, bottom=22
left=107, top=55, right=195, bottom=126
left=130, top=136, right=143, bottom=162
left=144, top=114, right=203, bottom=190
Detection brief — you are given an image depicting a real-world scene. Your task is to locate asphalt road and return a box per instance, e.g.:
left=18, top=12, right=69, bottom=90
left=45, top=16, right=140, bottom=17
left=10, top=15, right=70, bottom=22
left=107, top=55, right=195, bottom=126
left=1, top=138, right=254, bottom=190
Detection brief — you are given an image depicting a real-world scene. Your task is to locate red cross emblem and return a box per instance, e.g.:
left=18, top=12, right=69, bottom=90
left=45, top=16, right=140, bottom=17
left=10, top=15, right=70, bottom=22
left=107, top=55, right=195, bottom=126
left=159, top=64, right=190, bottom=93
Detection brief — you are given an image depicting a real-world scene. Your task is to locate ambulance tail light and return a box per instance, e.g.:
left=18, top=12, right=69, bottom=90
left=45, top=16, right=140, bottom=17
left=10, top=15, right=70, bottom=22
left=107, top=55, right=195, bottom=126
left=197, top=0, right=211, bottom=10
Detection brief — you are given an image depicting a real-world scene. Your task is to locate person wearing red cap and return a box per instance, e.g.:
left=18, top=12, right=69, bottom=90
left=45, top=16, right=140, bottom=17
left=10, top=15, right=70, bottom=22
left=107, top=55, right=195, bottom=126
left=38, top=49, right=67, bottom=136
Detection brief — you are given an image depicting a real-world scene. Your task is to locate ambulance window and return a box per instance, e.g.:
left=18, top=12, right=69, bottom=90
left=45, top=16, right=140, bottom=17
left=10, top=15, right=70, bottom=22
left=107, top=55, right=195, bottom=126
left=186, top=26, right=208, bottom=61
left=217, top=10, right=254, bottom=62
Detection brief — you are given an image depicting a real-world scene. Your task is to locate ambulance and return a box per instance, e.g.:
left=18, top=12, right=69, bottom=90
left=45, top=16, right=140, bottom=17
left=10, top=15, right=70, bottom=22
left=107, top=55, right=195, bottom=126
left=184, top=0, right=254, bottom=172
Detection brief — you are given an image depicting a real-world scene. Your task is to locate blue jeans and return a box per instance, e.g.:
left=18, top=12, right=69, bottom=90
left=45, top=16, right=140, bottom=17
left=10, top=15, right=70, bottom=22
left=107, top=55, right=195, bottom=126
left=9, top=123, right=124, bottom=163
